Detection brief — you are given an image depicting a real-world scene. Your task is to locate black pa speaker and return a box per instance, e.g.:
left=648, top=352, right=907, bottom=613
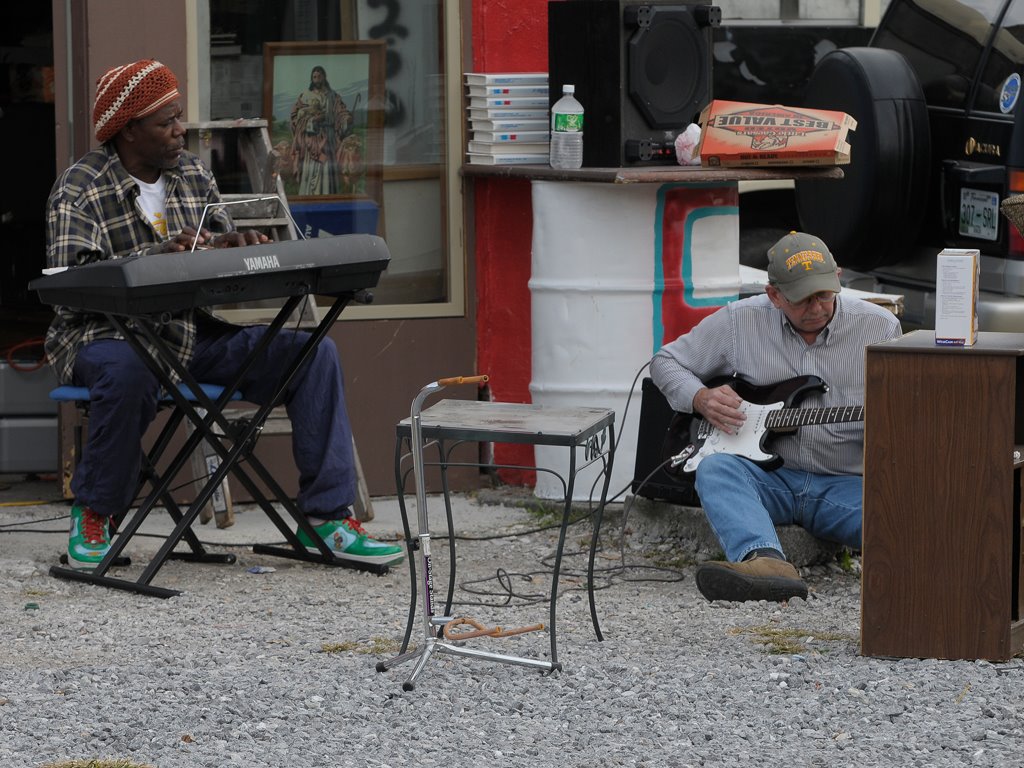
left=631, top=377, right=701, bottom=506
left=548, top=1, right=720, bottom=167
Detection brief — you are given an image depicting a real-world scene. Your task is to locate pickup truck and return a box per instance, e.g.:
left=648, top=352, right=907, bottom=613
left=780, top=0, right=1024, bottom=329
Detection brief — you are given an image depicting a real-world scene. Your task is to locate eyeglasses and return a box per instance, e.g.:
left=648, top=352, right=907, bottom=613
left=786, top=291, right=838, bottom=308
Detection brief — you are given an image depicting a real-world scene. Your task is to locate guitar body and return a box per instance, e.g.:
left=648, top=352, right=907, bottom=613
left=662, top=374, right=829, bottom=475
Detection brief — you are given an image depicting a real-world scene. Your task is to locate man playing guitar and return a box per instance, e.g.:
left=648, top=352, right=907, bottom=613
left=650, top=231, right=901, bottom=602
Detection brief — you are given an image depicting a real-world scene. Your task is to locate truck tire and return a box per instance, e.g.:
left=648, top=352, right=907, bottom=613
left=795, top=47, right=930, bottom=271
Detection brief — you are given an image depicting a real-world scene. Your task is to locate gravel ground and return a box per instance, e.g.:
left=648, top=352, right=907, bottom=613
left=2, top=477, right=1023, bottom=767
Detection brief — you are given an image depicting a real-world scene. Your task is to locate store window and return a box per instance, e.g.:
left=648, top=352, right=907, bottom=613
left=204, top=0, right=463, bottom=318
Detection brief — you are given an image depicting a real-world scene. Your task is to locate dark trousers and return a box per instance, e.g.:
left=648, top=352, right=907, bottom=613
left=71, top=325, right=355, bottom=519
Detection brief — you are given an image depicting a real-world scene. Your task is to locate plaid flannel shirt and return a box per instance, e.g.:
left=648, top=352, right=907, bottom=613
left=44, top=143, right=233, bottom=384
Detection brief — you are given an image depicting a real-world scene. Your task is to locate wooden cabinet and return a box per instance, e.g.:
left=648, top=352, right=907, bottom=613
left=862, top=331, right=1024, bottom=660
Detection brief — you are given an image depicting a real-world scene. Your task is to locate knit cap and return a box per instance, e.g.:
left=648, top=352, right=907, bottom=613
left=93, top=60, right=180, bottom=143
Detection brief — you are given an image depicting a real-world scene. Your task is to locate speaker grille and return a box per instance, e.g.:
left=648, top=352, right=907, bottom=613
left=628, top=7, right=707, bottom=128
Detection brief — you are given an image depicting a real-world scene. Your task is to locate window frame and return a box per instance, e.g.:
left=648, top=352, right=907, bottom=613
left=188, top=0, right=466, bottom=323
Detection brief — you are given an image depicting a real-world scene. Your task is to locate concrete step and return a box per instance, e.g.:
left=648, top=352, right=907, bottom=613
left=475, top=486, right=843, bottom=568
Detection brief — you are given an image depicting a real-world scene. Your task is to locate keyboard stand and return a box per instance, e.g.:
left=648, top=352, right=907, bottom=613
left=376, top=381, right=615, bottom=690
left=49, top=291, right=385, bottom=598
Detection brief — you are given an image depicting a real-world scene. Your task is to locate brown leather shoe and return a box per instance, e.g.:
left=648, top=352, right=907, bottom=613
left=695, top=556, right=808, bottom=602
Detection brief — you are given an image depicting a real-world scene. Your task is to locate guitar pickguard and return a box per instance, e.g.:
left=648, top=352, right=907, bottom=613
left=682, top=400, right=786, bottom=473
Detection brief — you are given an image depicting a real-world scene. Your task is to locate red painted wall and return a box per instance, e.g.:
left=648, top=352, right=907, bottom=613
left=471, top=0, right=548, bottom=483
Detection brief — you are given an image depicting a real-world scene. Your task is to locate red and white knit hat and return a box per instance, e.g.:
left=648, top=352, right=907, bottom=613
left=93, top=60, right=180, bottom=143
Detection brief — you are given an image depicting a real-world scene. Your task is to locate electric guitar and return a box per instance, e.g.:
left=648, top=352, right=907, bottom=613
left=662, top=374, right=863, bottom=475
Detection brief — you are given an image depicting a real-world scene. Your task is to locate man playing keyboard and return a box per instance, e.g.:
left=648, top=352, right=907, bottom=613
left=43, top=59, right=402, bottom=571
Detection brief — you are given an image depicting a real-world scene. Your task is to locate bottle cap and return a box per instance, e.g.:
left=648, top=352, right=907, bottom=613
left=563, top=84, right=575, bottom=95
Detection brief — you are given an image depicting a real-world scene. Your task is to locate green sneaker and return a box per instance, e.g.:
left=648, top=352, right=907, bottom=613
left=67, top=504, right=112, bottom=570
left=297, top=517, right=404, bottom=566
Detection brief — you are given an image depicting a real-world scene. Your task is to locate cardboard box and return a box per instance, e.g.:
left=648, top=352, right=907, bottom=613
left=697, top=100, right=856, bottom=168
left=934, top=249, right=979, bottom=346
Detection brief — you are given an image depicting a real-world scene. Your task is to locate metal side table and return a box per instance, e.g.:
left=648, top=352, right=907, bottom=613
left=377, top=390, right=615, bottom=690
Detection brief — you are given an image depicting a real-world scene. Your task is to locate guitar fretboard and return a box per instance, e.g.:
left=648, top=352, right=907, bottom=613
left=766, top=406, right=864, bottom=430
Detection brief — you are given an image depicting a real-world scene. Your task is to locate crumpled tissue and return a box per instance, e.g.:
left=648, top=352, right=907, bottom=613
left=674, top=123, right=702, bottom=166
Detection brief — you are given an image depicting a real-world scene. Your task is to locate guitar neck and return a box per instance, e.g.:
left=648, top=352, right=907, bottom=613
left=766, top=405, right=864, bottom=430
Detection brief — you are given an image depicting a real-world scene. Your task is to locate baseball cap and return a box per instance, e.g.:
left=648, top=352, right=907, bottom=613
left=766, top=231, right=841, bottom=302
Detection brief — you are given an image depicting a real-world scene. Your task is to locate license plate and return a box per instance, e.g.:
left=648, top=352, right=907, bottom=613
left=959, top=187, right=999, bottom=241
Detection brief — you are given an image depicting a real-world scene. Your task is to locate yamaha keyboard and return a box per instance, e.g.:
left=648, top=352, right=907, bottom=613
left=30, top=233, right=390, bottom=315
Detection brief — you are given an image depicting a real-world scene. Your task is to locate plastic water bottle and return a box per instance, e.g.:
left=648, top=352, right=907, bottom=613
left=549, top=84, right=584, bottom=170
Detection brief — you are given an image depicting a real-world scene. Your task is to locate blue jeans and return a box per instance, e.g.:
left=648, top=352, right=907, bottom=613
left=71, top=325, right=355, bottom=519
left=693, top=453, right=862, bottom=562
